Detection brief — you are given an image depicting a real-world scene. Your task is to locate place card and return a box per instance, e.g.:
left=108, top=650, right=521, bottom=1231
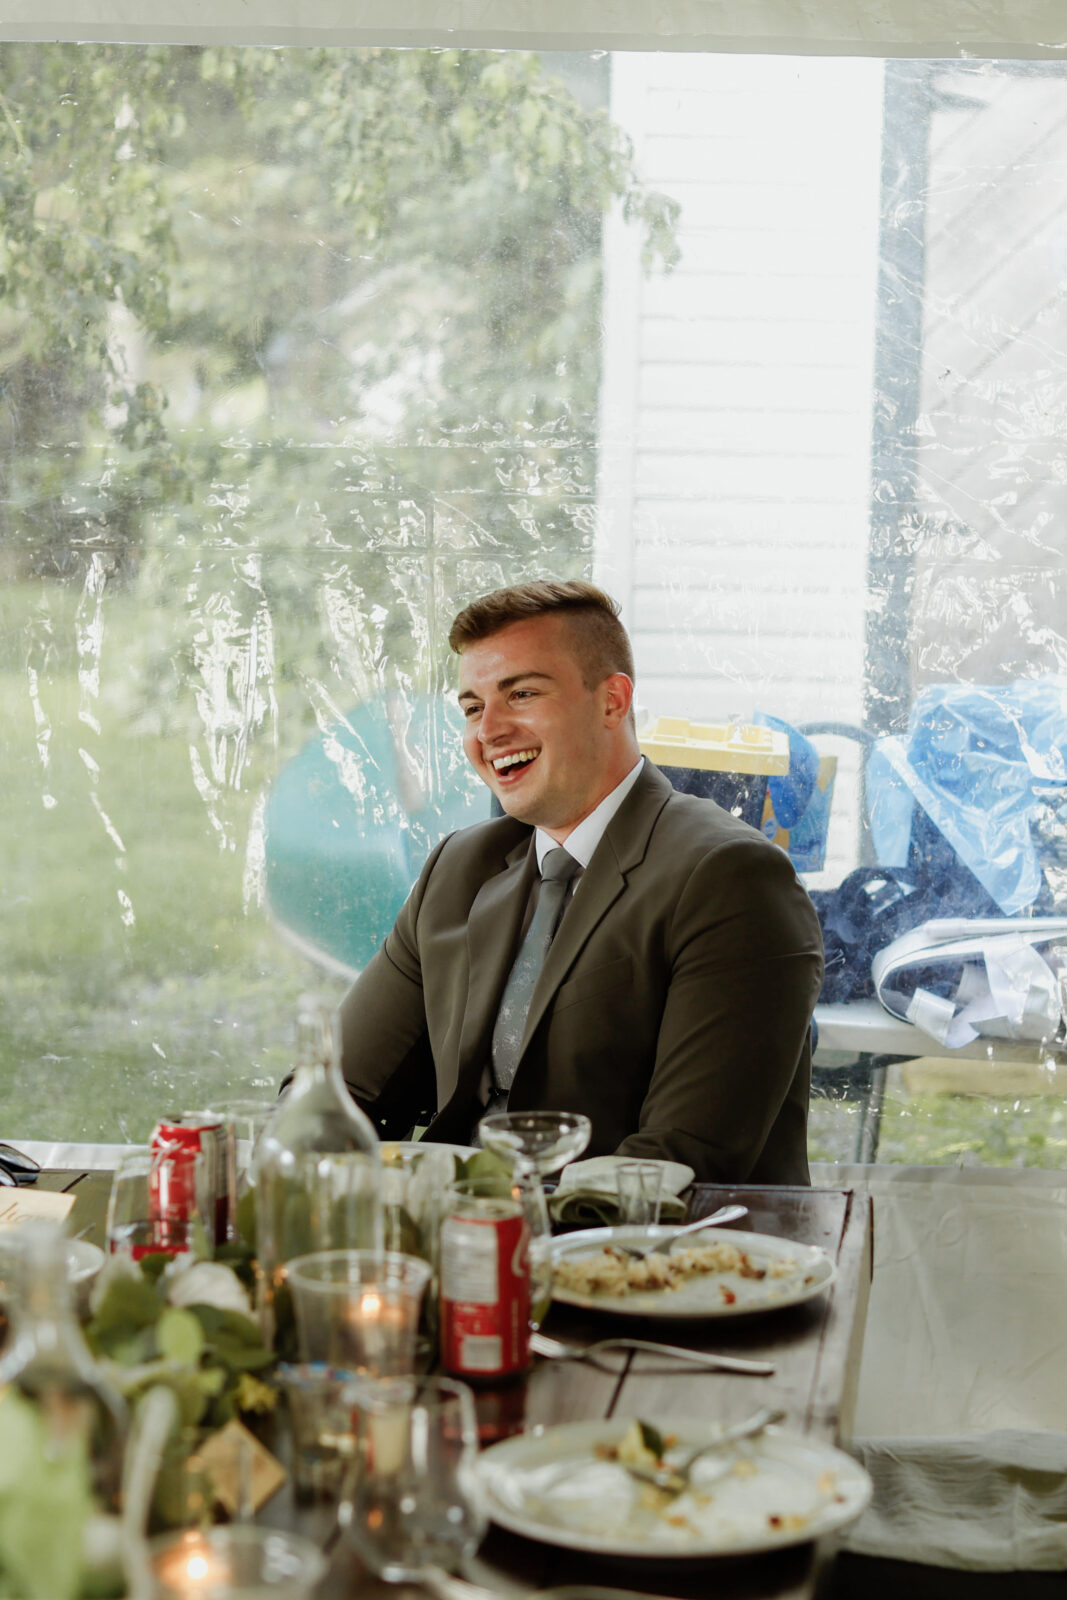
left=194, top=1418, right=287, bottom=1515
left=0, top=1190, right=74, bottom=1227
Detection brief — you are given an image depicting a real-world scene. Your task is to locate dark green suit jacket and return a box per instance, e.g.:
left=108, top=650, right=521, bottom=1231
left=338, top=762, right=824, bottom=1184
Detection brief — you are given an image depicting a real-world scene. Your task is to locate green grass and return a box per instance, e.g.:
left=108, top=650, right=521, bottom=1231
left=0, top=578, right=348, bottom=1141
left=809, top=1070, right=1067, bottom=1170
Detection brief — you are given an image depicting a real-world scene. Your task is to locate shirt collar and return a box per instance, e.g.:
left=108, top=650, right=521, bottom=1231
left=534, top=756, right=645, bottom=872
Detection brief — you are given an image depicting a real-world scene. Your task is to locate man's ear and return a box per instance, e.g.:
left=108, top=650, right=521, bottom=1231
left=601, top=672, right=635, bottom=727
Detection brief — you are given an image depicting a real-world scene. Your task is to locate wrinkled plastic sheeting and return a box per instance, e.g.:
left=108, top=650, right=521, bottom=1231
left=819, top=1162, right=1067, bottom=1569
left=6, top=50, right=1067, bottom=1147
left=2, top=486, right=591, bottom=1142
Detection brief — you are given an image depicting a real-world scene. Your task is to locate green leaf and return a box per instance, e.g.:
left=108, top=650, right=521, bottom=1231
left=0, top=1388, right=92, bottom=1600
left=459, top=1150, right=513, bottom=1188
left=106, top=1329, right=157, bottom=1367
left=638, top=1420, right=666, bottom=1461
left=193, top=1307, right=275, bottom=1373
left=84, top=1274, right=164, bottom=1359
left=156, top=1307, right=207, bottom=1365
left=139, top=1251, right=174, bottom=1286
left=192, top=1305, right=266, bottom=1348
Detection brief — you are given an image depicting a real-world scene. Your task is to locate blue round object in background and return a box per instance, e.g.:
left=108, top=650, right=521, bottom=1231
left=264, top=694, right=484, bottom=977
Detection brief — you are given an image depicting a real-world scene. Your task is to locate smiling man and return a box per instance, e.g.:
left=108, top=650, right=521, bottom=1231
left=337, top=580, right=824, bottom=1184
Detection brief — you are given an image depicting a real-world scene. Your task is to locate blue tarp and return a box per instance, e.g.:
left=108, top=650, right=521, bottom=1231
left=867, top=679, right=1067, bottom=916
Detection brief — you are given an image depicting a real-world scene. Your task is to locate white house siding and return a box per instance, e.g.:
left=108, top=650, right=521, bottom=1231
left=595, top=52, right=886, bottom=881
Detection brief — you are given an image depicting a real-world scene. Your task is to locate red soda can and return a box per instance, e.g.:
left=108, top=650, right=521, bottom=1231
left=150, top=1113, right=227, bottom=1248
left=439, top=1188, right=531, bottom=1382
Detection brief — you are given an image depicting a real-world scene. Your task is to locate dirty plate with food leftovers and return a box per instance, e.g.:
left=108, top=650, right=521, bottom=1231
left=477, top=1415, right=871, bottom=1557
left=548, top=1226, right=836, bottom=1319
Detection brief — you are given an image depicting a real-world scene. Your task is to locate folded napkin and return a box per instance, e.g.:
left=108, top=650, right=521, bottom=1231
left=548, top=1188, right=687, bottom=1229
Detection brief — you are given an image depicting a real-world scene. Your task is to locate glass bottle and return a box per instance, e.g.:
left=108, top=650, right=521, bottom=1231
left=0, top=1222, right=127, bottom=1511
left=252, top=995, right=381, bottom=1348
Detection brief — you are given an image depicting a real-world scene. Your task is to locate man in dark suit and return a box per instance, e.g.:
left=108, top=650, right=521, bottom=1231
left=338, top=580, right=823, bottom=1183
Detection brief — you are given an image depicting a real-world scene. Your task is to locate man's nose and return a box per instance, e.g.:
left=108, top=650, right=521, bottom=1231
left=478, top=697, right=510, bottom=745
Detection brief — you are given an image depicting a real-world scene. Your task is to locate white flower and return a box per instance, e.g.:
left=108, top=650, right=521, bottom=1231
left=165, top=1259, right=252, bottom=1317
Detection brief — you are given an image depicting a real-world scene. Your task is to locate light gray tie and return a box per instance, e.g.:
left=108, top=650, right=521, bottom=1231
left=489, top=847, right=581, bottom=1106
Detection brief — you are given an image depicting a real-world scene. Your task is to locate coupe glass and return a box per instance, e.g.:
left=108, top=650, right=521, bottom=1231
left=476, top=1109, right=591, bottom=1179
left=339, top=1375, right=486, bottom=1584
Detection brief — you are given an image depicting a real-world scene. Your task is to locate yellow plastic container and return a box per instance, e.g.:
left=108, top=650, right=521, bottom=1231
left=639, top=716, right=790, bottom=775
left=639, top=716, right=790, bottom=828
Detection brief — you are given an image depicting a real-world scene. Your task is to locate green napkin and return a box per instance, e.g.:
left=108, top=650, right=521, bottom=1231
left=548, top=1188, right=687, bottom=1229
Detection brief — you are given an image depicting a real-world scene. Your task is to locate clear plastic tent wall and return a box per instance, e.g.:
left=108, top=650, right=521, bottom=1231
left=3, top=39, right=1067, bottom=1165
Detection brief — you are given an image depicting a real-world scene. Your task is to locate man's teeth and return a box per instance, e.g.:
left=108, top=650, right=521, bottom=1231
left=493, top=749, right=538, bottom=772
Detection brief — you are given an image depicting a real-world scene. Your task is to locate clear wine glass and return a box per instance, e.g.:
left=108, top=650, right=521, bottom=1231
left=338, top=1375, right=486, bottom=1585
left=445, top=1170, right=554, bottom=1341
left=106, top=1148, right=209, bottom=1260
left=476, top=1109, right=592, bottom=1180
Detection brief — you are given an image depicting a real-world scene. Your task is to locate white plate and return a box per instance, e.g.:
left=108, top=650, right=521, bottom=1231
left=66, top=1239, right=105, bottom=1282
left=478, top=1418, right=871, bottom=1558
left=549, top=1226, right=836, bottom=1319
left=555, top=1156, right=695, bottom=1198
left=380, top=1141, right=477, bottom=1163
left=0, top=1234, right=104, bottom=1284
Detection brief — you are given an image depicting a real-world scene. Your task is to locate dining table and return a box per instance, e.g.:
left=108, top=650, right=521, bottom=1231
left=41, top=1167, right=873, bottom=1600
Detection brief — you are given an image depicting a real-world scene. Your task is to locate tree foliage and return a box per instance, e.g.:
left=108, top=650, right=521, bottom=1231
left=0, top=43, right=677, bottom=704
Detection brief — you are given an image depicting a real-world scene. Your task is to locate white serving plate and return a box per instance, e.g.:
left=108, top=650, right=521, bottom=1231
left=478, top=1418, right=871, bottom=1558
left=549, top=1225, right=836, bottom=1320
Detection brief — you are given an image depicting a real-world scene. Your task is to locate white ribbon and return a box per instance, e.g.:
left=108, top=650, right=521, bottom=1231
left=875, top=918, right=1067, bottom=1048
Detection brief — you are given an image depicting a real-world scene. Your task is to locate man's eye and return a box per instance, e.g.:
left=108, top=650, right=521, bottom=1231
left=462, top=704, right=482, bottom=719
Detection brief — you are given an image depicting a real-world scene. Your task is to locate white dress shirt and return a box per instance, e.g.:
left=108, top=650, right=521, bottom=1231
left=533, top=756, right=645, bottom=873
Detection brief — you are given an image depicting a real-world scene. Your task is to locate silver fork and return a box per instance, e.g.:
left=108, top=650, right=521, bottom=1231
left=620, top=1406, right=786, bottom=1494
left=614, top=1202, right=748, bottom=1260
left=428, top=1573, right=688, bottom=1600
left=530, top=1329, right=774, bottom=1376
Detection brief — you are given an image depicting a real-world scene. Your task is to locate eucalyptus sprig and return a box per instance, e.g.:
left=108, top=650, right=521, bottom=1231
left=84, top=1254, right=276, bottom=1431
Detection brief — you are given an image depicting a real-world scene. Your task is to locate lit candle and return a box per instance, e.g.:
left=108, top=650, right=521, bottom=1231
left=346, top=1288, right=413, bottom=1375
left=367, top=1402, right=411, bottom=1474
left=152, top=1532, right=224, bottom=1596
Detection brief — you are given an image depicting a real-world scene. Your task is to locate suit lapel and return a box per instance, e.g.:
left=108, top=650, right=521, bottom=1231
left=517, top=761, right=673, bottom=1053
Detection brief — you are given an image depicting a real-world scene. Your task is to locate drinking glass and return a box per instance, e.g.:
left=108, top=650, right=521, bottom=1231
left=148, top=1526, right=327, bottom=1600
left=476, top=1109, right=592, bottom=1179
left=446, top=1170, right=553, bottom=1340
left=339, top=1375, right=486, bottom=1584
left=286, top=1249, right=432, bottom=1375
left=302, top=1150, right=384, bottom=1254
left=615, top=1161, right=664, bottom=1226
left=105, top=1148, right=209, bottom=1260
left=380, top=1143, right=454, bottom=1263
left=381, top=1142, right=454, bottom=1358
left=277, top=1362, right=359, bottom=1504
left=204, top=1095, right=278, bottom=1198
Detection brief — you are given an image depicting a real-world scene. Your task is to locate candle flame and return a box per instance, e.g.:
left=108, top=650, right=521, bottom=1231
left=187, top=1554, right=210, bottom=1581
left=361, top=1290, right=382, bottom=1315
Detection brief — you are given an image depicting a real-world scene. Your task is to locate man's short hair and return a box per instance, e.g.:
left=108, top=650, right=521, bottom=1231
left=448, top=580, right=635, bottom=690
